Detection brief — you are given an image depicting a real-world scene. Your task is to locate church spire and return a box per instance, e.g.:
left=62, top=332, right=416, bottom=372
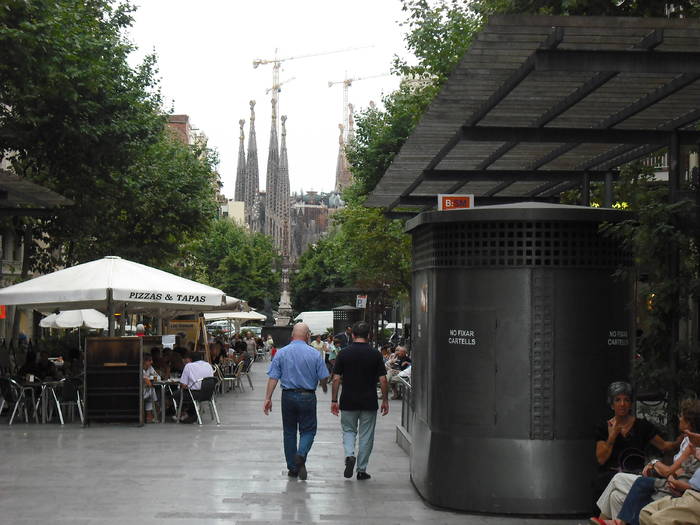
left=265, top=98, right=280, bottom=240
left=245, top=101, right=260, bottom=230
left=335, top=122, right=351, bottom=192
left=279, top=114, right=291, bottom=257
left=234, top=119, right=246, bottom=203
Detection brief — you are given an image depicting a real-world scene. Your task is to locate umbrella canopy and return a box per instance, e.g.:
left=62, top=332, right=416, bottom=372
left=40, top=309, right=108, bottom=330
left=0, top=256, right=225, bottom=311
left=205, top=295, right=250, bottom=312
left=203, top=310, right=266, bottom=322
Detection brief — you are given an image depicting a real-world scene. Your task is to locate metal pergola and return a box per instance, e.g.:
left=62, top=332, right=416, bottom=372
left=365, top=15, right=700, bottom=215
left=0, top=169, right=72, bottom=216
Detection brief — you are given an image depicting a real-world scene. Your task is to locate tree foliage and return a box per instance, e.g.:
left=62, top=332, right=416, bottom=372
left=290, top=237, right=347, bottom=312
left=290, top=205, right=411, bottom=313
left=596, top=165, right=700, bottom=400
left=178, top=219, right=280, bottom=310
left=0, top=0, right=219, bottom=271
left=331, top=205, right=411, bottom=293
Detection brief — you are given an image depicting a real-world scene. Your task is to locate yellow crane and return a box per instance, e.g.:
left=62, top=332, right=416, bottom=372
left=253, top=46, right=372, bottom=132
left=328, top=73, right=389, bottom=141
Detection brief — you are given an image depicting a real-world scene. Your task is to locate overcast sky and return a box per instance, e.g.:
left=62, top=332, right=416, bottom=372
left=127, top=0, right=411, bottom=197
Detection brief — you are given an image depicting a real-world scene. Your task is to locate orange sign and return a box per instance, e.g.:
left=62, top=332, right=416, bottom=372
left=0, top=305, right=6, bottom=319
left=438, top=194, right=474, bottom=211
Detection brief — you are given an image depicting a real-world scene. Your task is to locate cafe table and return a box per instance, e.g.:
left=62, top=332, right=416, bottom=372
left=37, top=380, right=64, bottom=424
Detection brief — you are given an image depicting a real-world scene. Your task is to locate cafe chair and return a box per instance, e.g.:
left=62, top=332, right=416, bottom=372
left=0, top=377, right=39, bottom=425
left=188, top=377, right=220, bottom=425
left=212, top=365, right=226, bottom=395
left=58, top=378, right=84, bottom=425
left=228, top=361, right=243, bottom=392
left=240, top=359, right=254, bottom=390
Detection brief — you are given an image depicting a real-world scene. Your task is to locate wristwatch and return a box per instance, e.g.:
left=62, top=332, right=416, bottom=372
left=331, top=400, right=338, bottom=403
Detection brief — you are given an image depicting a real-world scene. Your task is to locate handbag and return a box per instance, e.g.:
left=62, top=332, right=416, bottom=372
left=618, top=447, right=647, bottom=474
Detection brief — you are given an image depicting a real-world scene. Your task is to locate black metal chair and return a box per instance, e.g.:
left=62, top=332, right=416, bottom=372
left=0, top=377, right=38, bottom=425
left=178, top=377, right=220, bottom=425
left=240, top=359, right=254, bottom=390
left=58, top=378, right=84, bottom=424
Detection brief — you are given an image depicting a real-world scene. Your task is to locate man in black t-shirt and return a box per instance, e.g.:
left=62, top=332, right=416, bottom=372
left=331, top=321, right=389, bottom=480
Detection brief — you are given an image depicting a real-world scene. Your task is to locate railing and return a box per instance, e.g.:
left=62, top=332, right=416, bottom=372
left=396, top=375, right=412, bottom=435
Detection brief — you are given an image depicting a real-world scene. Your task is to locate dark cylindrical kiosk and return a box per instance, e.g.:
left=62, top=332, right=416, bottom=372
left=405, top=203, right=634, bottom=515
left=333, top=305, right=362, bottom=335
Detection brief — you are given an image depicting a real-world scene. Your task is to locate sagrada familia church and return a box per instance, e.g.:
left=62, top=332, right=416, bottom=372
left=234, top=99, right=351, bottom=318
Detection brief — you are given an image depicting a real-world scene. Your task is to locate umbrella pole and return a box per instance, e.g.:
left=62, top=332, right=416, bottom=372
left=107, top=288, right=115, bottom=337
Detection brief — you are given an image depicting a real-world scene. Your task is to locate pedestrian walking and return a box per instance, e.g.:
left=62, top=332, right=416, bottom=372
left=331, top=321, right=389, bottom=480
left=263, top=322, right=329, bottom=480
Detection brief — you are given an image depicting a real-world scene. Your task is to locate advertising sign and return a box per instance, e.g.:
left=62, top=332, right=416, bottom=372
left=438, top=194, right=474, bottom=211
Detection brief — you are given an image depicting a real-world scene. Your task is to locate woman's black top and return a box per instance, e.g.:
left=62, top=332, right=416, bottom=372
left=595, top=417, right=658, bottom=473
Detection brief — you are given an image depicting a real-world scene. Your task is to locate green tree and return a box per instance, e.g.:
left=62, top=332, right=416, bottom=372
left=1, top=0, right=219, bottom=271
left=290, top=205, right=411, bottom=313
left=332, top=205, right=411, bottom=294
left=290, top=236, right=347, bottom=312
left=180, top=219, right=280, bottom=309
left=595, top=166, right=700, bottom=402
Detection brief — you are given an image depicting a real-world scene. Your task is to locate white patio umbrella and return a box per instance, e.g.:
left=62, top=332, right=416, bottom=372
left=203, top=310, right=266, bottom=322
left=40, top=309, right=108, bottom=330
left=0, top=256, right=226, bottom=335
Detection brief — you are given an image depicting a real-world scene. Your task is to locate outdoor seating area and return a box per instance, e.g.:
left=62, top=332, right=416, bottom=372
left=0, top=339, right=260, bottom=427
left=0, top=255, right=266, bottom=427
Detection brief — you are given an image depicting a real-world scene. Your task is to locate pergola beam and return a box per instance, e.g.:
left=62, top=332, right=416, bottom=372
left=0, top=208, right=64, bottom=217
left=460, top=126, right=700, bottom=145
left=397, top=195, right=559, bottom=207
left=423, top=169, right=612, bottom=182
left=535, top=49, right=700, bottom=74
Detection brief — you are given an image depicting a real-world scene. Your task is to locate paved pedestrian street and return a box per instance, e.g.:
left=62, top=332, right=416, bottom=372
left=0, top=362, right=583, bottom=525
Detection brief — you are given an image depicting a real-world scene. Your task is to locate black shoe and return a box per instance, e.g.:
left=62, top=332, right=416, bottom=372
left=287, top=470, right=299, bottom=478
left=344, top=456, right=356, bottom=478
left=294, top=454, right=307, bottom=480
left=356, top=471, right=371, bottom=481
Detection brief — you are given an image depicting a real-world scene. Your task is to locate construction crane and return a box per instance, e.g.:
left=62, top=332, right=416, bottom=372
left=328, top=73, right=389, bottom=141
left=253, top=45, right=372, bottom=133
left=266, top=77, right=296, bottom=95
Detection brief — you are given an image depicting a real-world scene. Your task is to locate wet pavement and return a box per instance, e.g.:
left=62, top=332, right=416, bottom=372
left=0, top=360, right=584, bottom=524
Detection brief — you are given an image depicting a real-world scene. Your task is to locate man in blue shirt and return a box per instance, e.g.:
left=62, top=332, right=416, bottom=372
left=264, top=322, right=329, bottom=480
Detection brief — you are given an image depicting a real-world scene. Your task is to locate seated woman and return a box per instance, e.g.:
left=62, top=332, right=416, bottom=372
left=591, top=383, right=692, bottom=523
left=594, top=400, right=700, bottom=525
left=209, top=341, right=225, bottom=366
left=142, top=353, right=160, bottom=423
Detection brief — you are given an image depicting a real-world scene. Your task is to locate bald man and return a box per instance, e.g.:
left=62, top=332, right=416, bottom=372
left=264, top=322, right=329, bottom=480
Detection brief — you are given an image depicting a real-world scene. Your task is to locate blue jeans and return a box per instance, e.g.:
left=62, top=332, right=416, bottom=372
left=617, top=476, right=657, bottom=525
left=281, top=390, right=317, bottom=471
left=341, top=410, right=378, bottom=473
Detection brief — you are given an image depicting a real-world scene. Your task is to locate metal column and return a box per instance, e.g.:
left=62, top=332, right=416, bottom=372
left=581, top=172, right=590, bottom=206
left=667, top=131, right=681, bottom=428
left=603, top=172, right=613, bottom=207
